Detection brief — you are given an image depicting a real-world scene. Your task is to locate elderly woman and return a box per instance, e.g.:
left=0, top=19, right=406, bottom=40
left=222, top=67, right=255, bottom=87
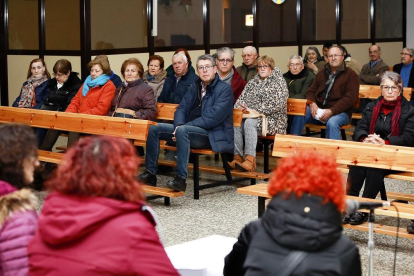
left=229, top=55, right=288, bottom=172
left=0, top=124, right=39, bottom=276
left=28, top=136, right=179, bottom=275
left=343, top=72, right=414, bottom=230
left=109, top=58, right=157, bottom=120
left=13, top=58, right=51, bottom=109
left=303, top=46, right=326, bottom=75
left=224, top=152, right=361, bottom=276
left=143, top=55, right=167, bottom=100
left=283, top=55, right=315, bottom=99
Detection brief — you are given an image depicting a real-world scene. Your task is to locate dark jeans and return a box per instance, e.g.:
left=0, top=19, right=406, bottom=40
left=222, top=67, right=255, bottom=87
left=145, top=123, right=211, bottom=179
left=347, top=166, right=397, bottom=199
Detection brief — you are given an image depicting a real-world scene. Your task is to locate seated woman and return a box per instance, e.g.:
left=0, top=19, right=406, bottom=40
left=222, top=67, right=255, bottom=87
left=143, top=55, right=167, bottom=100
left=303, top=46, right=326, bottom=75
left=37, top=59, right=82, bottom=146
left=12, top=58, right=51, bottom=109
left=229, top=55, right=288, bottom=172
left=40, top=57, right=116, bottom=150
left=344, top=72, right=414, bottom=231
left=224, top=151, right=361, bottom=276
left=0, top=124, right=39, bottom=276
left=28, top=136, right=179, bottom=275
left=283, top=55, right=314, bottom=99
left=109, top=58, right=157, bottom=120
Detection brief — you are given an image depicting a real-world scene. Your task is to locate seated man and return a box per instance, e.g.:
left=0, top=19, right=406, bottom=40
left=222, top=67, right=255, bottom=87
left=290, top=46, right=359, bottom=139
left=158, top=52, right=199, bottom=104
left=393, top=48, right=414, bottom=105
left=236, top=46, right=258, bottom=82
left=283, top=55, right=314, bottom=99
left=215, top=47, right=246, bottom=103
left=139, top=55, right=234, bottom=191
left=360, top=45, right=389, bottom=85
left=322, top=42, right=333, bottom=63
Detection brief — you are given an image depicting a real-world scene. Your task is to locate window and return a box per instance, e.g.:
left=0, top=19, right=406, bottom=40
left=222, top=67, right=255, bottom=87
left=341, top=0, right=370, bottom=40
left=45, top=0, right=80, bottom=50
left=91, top=0, right=147, bottom=50
left=210, top=0, right=253, bottom=45
left=301, top=0, right=336, bottom=42
left=8, top=0, right=39, bottom=50
left=155, top=0, right=203, bottom=47
left=375, top=0, right=403, bottom=39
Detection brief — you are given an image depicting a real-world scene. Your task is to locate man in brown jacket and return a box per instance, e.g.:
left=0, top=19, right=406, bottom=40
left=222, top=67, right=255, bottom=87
left=360, top=45, right=389, bottom=85
left=290, top=46, right=359, bottom=139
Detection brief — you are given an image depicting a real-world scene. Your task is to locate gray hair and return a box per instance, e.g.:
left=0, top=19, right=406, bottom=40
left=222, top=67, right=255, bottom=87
left=288, top=55, right=303, bottom=64
left=403, top=48, right=414, bottom=57
left=381, top=71, right=403, bottom=92
left=216, top=47, right=235, bottom=60
left=243, top=46, right=257, bottom=55
left=172, top=52, right=187, bottom=63
left=196, top=54, right=216, bottom=67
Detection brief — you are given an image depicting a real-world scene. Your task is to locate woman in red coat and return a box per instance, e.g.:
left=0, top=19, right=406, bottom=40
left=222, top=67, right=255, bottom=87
left=28, top=136, right=179, bottom=276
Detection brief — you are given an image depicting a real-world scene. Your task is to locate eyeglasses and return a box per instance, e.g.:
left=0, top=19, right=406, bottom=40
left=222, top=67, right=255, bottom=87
left=217, top=58, right=233, bottom=64
left=289, top=63, right=303, bottom=68
left=258, top=65, right=269, bottom=69
left=400, top=52, right=413, bottom=56
left=327, top=54, right=344, bottom=59
left=381, top=85, right=399, bottom=92
left=197, top=65, right=214, bottom=72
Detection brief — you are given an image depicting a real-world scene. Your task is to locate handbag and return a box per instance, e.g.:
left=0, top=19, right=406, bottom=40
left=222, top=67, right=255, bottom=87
left=242, top=108, right=268, bottom=137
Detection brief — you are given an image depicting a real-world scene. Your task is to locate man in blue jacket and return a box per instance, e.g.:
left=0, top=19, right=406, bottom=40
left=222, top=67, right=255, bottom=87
left=139, top=55, right=234, bottom=191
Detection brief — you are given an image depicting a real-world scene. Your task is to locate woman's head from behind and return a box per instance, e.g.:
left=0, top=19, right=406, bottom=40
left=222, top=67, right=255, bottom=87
left=0, top=124, right=39, bottom=188
left=27, top=58, right=51, bottom=79
left=46, top=136, right=144, bottom=202
left=53, top=59, right=72, bottom=84
left=87, top=58, right=111, bottom=80
left=257, top=55, right=275, bottom=80
left=268, top=151, right=345, bottom=210
left=381, top=71, right=403, bottom=102
left=121, top=58, right=144, bottom=82
left=147, top=55, right=165, bottom=76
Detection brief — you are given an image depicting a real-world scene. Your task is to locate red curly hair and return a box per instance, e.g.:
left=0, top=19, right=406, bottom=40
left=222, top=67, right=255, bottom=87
left=46, top=136, right=144, bottom=202
left=268, top=151, right=345, bottom=210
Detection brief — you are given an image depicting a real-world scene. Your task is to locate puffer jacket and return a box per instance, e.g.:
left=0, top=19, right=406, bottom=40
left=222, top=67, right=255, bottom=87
left=157, top=70, right=198, bottom=104
left=143, top=70, right=168, bottom=100
left=65, top=80, right=116, bottom=115
left=174, top=75, right=234, bottom=153
left=108, top=78, right=157, bottom=120
left=224, top=193, right=361, bottom=276
left=236, top=68, right=289, bottom=135
left=0, top=181, right=38, bottom=276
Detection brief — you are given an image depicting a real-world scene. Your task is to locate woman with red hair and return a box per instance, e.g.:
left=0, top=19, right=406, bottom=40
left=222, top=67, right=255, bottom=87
left=28, top=136, right=179, bottom=276
left=224, top=151, right=361, bottom=276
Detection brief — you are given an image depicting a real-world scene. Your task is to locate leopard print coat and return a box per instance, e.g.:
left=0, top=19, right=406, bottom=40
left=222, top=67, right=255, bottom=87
left=235, top=67, right=289, bottom=135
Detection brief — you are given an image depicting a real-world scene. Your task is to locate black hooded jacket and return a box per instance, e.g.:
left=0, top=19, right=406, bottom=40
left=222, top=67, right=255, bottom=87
left=224, top=193, right=361, bottom=276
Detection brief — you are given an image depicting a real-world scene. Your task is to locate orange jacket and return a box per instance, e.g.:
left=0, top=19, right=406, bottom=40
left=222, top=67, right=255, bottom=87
left=66, top=81, right=116, bottom=115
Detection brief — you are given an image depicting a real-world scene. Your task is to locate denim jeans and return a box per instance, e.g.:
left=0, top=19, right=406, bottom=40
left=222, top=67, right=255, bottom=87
left=145, top=123, right=211, bottom=179
left=290, top=106, right=349, bottom=140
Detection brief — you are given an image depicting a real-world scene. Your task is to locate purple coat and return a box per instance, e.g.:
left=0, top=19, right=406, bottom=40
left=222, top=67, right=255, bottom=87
left=0, top=181, right=38, bottom=276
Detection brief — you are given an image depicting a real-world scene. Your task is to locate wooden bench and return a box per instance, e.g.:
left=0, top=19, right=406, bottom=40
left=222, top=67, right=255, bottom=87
left=135, top=103, right=269, bottom=200
left=0, top=106, right=184, bottom=205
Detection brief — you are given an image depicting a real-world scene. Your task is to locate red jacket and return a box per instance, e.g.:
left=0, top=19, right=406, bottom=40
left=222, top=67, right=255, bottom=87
left=28, top=192, right=179, bottom=276
left=231, top=66, right=247, bottom=103
left=66, top=80, right=116, bottom=115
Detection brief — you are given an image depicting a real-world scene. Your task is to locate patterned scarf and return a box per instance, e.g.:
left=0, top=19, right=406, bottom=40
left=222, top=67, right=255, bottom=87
left=18, top=74, right=48, bottom=108
left=369, top=96, right=402, bottom=136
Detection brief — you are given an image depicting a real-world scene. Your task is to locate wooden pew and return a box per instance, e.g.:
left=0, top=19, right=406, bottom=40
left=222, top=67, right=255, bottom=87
left=0, top=106, right=184, bottom=205
left=135, top=103, right=269, bottom=200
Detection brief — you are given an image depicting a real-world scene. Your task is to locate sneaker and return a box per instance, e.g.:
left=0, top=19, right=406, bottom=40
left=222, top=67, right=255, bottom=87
left=407, top=222, right=414, bottom=234
left=138, top=171, right=157, bottom=186
left=166, top=176, right=187, bottom=192
left=349, top=212, right=368, bottom=225
left=342, top=213, right=352, bottom=224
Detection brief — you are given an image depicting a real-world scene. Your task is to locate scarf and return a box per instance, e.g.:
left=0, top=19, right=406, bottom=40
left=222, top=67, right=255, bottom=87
left=82, top=74, right=111, bottom=96
left=0, top=180, right=17, bottom=197
left=146, top=72, right=156, bottom=82
left=369, top=96, right=402, bottom=136
left=284, top=66, right=309, bottom=80
left=18, top=74, right=48, bottom=108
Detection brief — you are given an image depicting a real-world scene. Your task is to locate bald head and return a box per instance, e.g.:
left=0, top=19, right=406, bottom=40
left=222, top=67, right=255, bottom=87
left=242, top=46, right=258, bottom=68
left=369, top=45, right=381, bottom=62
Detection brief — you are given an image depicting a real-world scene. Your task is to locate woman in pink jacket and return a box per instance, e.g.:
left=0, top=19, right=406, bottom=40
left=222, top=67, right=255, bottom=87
left=0, top=124, right=39, bottom=276
left=28, top=136, right=178, bottom=276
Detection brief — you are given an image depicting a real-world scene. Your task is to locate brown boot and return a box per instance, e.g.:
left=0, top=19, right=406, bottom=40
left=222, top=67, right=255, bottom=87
left=228, top=154, right=243, bottom=170
left=235, top=155, right=256, bottom=172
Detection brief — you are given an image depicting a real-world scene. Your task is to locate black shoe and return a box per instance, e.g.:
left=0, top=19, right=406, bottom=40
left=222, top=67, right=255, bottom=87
left=349, top=212, right=368, bottom=225
left=138, top=171, right=157, bottom=186
left=342, top=213, right=351, bottom=224
left=407, top=222, right=414, bottom=234
left=166, top=176, right=187, bottom=192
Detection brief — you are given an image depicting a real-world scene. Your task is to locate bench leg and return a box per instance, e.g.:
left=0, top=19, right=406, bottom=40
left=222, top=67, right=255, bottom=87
left=214, top=153, right=219, bottom=162
left=341, top=129, right=347, bottom=140
left=263, top=140, right=270, bottom=174
left=258, top=197, right=265, bottom=217
left=221, top=153, right=233, bottom=182
left=321, top=129, right=326, bottom=138
left=379, top=184, right=387, bottom=201
left=164, top=197, right=170, bottom=206
left=305, top=127, right=311, bottom=136
left=250, top=178, right=256, bottom=185
left=193, top=154, right=200, bottom=200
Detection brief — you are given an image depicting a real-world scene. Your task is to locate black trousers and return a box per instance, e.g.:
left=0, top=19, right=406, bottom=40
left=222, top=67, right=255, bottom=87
left=347, top=166, right=397, bottom=200
left=40, top=130, right=80, bottom=151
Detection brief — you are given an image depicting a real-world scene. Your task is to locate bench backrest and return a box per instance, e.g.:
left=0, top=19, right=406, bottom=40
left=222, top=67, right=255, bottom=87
left=0, top=106, right=155, bottom=141
left=359, top=85, right=412, bottom=100
left=156, top=103, right=243, bottom=127
left=272, top=134, right=414, bottom=172
left=287, top=98, right=307, bottom=116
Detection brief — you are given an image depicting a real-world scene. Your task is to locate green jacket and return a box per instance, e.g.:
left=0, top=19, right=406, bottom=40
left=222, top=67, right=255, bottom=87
left=283, top=67, right=315, bottom=99
left=236, top=63, right=257, bottom=82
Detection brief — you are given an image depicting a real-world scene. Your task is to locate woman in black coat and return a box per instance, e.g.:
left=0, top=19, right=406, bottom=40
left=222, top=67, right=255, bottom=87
left=344, top=72, right=414, bottom=229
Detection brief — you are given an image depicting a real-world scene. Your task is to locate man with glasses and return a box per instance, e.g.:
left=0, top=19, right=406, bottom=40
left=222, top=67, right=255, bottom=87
left=236, top=46, right=259, bottom=82
left=139, top=55, right=234, bottom=191
left=283, top=55, right=314, bottom=99
left=393, top=48, right=414, bottom=104
left=290, top=46, right=359, bottom=139
left=360, top=45, right=389, bottom=85
left=215, top=47, right=246, bottom=103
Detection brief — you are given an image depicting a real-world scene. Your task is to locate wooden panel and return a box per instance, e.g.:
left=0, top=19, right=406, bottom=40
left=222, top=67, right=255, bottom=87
left=233, top=109, right=243, bottom=127
left=237, top=184, right=270, bottom=198
left=287, top=98, right=307, bottom=116
left=38, top=150, right=64, bottom=164
left=359, top=85, right=412, bottom=100
left=156, top=103, right=178, bottom=121
left=344, top=223, right=414, bottom=239
left=0, top=107, right=155, bottom=141
left=142, top=185, right=184, bottom=197
left=272, top=135, right=414, bottom=172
